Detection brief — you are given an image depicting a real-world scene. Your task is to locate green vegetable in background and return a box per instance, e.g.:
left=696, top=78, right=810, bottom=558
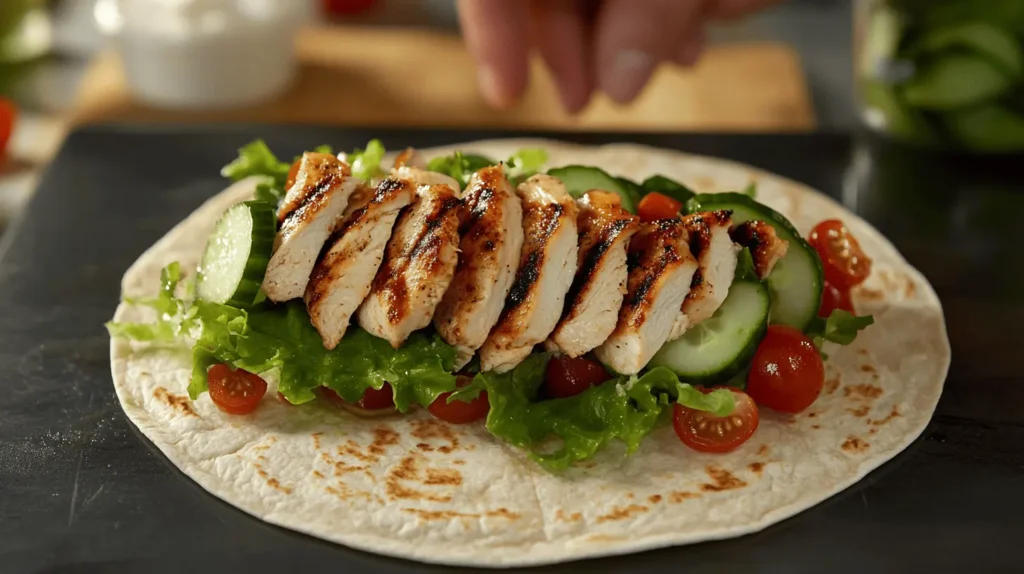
left=901, top=55, right=1012, bottom=110
left=349, top=139, right=387, bottom=181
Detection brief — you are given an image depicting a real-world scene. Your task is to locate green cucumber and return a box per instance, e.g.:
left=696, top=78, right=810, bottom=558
left=686, top=192, right=823, bottom=331
left=649, top=281, right=769, bottom=385
left=196, top=201, right=276, bottom=308
left=547, top=165, right=638, bottom=213
left=641, top=175, right=695, bottom=205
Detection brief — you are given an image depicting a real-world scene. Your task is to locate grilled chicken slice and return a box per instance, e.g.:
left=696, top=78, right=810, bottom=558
left=594, top=220, right=698, bottom=375
left=730, top=220, right=789, bottom=280
left=434, top=167, right=524, bottom=368
left=304, top=178, right=414, bottom=350
left=668, top=210, right=740, bottom=340
left=479, top=175, right=579, bottom=373
left=262, top=152, right=359, bottom=302
left=546, top=190, right=640, bottom=358
left=393, top=147, right=426, bottom=169
left=356, top=184, right=462, bottom=348
left=393, top=166, right=462, bottom=197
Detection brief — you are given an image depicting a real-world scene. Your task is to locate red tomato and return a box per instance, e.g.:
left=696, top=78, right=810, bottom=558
left=747, top=325, right=825, bottom=413
left=543, top=356, right=611, bottom=399
left=808, top=219, right=872, bottom=289
left=207, top=364, right=268, bottom=415
left=429, top=376, right=489, bottom=424
left=285, top=159, right=301, bottom=189
left=322, top=0, right=378, bottom=15
left=319, top=384, right=394, bottom=411
left=637, top=192, right=683, bottom=222
left=818, top=279, right=853, bottom=317
left=673, top=388, right=759, bottom=453
left=0, top=98, right=16, bottom=158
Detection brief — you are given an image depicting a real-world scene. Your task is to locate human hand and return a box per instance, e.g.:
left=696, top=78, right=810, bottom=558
left=456, top=0, right=782, bottom=112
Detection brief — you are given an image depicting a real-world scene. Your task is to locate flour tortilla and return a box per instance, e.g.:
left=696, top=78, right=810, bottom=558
left=109, top=139, right=950, bottom=568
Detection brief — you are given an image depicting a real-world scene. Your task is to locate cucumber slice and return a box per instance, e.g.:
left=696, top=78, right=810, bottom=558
left=547, top=165, right=638, bottom=213
left=686, top=192, right=823, bottom=331
left=641, top=175, right=696, bottom=205
left=196, top=201, right=276, bottom=308
left=649, top=281, right=769, bottom=385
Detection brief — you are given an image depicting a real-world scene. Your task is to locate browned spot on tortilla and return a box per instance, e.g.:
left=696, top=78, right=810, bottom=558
left=257, top=469, right=268, bottom=478
left=369, top=425, right=400, bottom=456
left=748, top=462, right=764, bottom=476
left=694, top=176, right=716, bottom=191
left=587, top=534, right=623, bottom=543
left=267, top=478, right=292, bottom=494
left=452, top=459, right=465, bottom=466
left=670, top=491, right=699, bottom=503
left=385, top=455, right=452, bottom=503
left=780, top=415, right=797, bottom=425
left=649, top=494, right=663, bottom=504
left=268, top=436, right=277, bottom=443
left=904, top=280, right=917, bottom=298
left=424, top=468, right=463, bottom=486
left=556, top=509, right=583, bottom=522
left=257, top=455, right=266, bottom=462
left=334, top=461, right=368, bottom=477
left=847, top=405, right=870, bottom=417
left=337, top=440, right=374, bottom=463
left=824, top=374, right=841, bottom=395
left=807, top=411, right=819, bottom=418
left=856, top=287, right=885, bottom=302
left=842, top=436, right=870, bottom=453
left=627, top=493, right=635, bottom=499
left=311, top=432, right=323, bottom=450
left=324, top=483, right=371, bottom=502
left=596, top=504, right=649, bottom=523
left=857, top=348, right=870, bottom=357
left=869, top=406, right=901, bottom=426
left=859, top=364, right=878, bottom=375
left=844, top=384, right=883, bottom=400
left=319, top=452, right=331, bottom=464
left=701, top=466, right=747, bottom=492
left=410, top=419, right=460, bottom=453
left=486, top=508, right=520, bottom=520
left=812, top=424, right=821, bottom=429
left=868, top=428, right=877, bottom=435
left=756, top=445, right=770, bottom=457
left=402, top=508, right=519, bottom=521
left=152, top=386, right=197, bottom=417
left=312, top=470, right=325, bottom=479
left=416, top=443, right=434, bottom=452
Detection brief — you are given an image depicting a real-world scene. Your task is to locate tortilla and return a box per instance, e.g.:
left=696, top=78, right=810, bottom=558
left=109, top=139, right=950, bottom=567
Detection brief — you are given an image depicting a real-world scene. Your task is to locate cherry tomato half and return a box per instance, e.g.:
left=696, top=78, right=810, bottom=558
left=208, top=364, right=268, bottom=415
left=0, top=98, right=16, bottom=158
left=673, top=388, right=759, bottom=453
left=319, top=383, right=395, bottom=412
left=818, top=279, right=853, bottom=317
left=543, top=356, right=611, bottom=399
left=747, top=325, right=825, bottom=414
left=808, top=219, right=872, bottom=289
left=637, top=192, right=683, bottom=222
left=429, top=376, right=489, bottom=424
left=285, top=159, right=301, bottom=190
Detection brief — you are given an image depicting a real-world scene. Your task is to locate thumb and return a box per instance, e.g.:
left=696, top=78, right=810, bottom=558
left=457, top=0, right=531, bottom=108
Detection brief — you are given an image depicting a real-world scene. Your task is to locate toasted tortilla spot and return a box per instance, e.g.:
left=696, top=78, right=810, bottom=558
left=904, top=279, right=917, bottom=298
left=693, top=176, right=716, bottom=191
left=369, top=425, right=400, bottom=456
left=486, top=508, right=520, bottom=520
left=403, top=509, right=476, bottom=520
left=701, top=466, right=747, bottom=492
left=859, top=364, right=878, bottom=375
left=334, top=461, right=368, bottom=477
left=385, top=455, right=453, bottom=503
left=824, top=374, right=841, bottom=394
left=312, top=470, right=325, bottom=479
left=627, top=493, right=634, bottom=499
left=587, top=534, right=624, bottom=543
left=856, top=287, right=885, bottom=302
left=847, top=405, right=870, bottom=417
left=555, top=509, right=583, bottom=522
left=311, top=432, right=323, bottom=450
left=152, top=386, right=197, bottom=417
left=257, top=469, right=268, bottom=478
left=844, top=384, right=883, bottom=400
left=452, top=459, right=465, bottom=465
left=648, top=494, right=663, bottom=504
left=337, top=440, right=375, bottom=463
left=410, top=419, right=460, bottom=453
left=857, top=348, right=870, bottom=356
left=812, top=424, right=821, bottom=430
left=266, top=477, right=292, bottom=494
left=868, top=428, right=877, bottom=435
left=748, top=462, right=764, bottom=476
left=425, top=468, right=463, bottom=486
left=670, top=491, right=699, bottom=503
left=807, top=411, right=819, bottom=418
left=756, top=444, right=770, bottom=457
left=842, top=436, right=870, bottom=453
left=869, top=406, right=901, bottom=426
left=596, top=504, right=649, bottom=523
left=416, top=443, right=434, bottom=452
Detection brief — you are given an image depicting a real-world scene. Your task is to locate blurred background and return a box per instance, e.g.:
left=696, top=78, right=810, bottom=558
left=0, top=0, right=1021, bottom=239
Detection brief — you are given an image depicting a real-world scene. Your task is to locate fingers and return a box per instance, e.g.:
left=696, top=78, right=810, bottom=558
left=457, top=0, right=531, bottom=108
left=593, top=0, right=704, bottom=104
left=531, top=0, right=594, bottom=113
left=710, top=0, right=782, bottom=20
left=673, top=26, right=707, bottom=68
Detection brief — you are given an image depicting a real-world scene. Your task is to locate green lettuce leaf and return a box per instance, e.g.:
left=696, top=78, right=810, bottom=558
left=456, top=356, right=735, bottom=471
left=221, top=140, right=291, bottom=187
left=105, top=262, right=190, bottom=342
left=427, top=148, right=548, bottom=189
left=806, top=309, right=875, bottom=346
left=506, top=148, right=549, bottom=185
left=349, top=139, right=387, bottom=181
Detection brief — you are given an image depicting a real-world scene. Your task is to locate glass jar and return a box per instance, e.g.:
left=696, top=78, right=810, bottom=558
left=854, top=0, right=1024, bottom=153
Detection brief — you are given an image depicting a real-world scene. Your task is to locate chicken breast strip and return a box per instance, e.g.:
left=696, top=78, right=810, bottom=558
left=547, top=190, right=640, bottom=358
left=357, top=183, right=462, bottom=348
left=729, top=220, right=790, bottom=280
left=304, top=178, right=414, bottom=350
left=434, top=167, right=524, bottom=368
left=393, top=166, right=462, bottom=197
left=479, top=174, right=579, bottom=373
left=668, top=210, right=740, bottom=340
left=262, top=152, right=359, bottom=302
left=594, top=220, right=699, bottom=375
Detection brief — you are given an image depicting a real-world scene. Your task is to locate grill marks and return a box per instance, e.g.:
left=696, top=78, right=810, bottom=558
left=502, top=203, right=564, bottom=317
left=730, top=220, right=790, bottom=279
left=669, top=209, right=739, bottom=340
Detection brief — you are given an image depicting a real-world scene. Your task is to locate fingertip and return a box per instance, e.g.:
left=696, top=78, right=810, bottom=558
left=601, top=49, right=657, bottom=104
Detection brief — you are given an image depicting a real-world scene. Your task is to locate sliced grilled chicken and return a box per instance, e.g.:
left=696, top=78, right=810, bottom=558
left=479, top=175, right=579, bottom=373
left=393, top=166, right=462, bottom=197
left=668, top=210, right=740, bottom=340
left=304, top=178, right=414, bottom=350
left=262, top=152, right=359, bottom=302
left=434, top=167, right=524, bottom=368
left=730, top=220, right=790, bottom=280
left=393, top=147, right=426, bottom=169
left=594, top=220, right=698, bottom=375
left=356, top=184, right=462, bottom=348
left=546, top=190, right=640, bottom=358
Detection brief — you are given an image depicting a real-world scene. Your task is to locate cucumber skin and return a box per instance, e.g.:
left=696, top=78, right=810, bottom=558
left=641, top=175, right=696, bottom=205
left=197, top=200, right=276, bottom=308
left=547, top=165, right=638, bottom=213
left=686, top=192, right=824, bottom=332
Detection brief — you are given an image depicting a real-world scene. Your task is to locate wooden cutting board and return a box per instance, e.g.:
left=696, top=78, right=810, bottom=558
left=72, top=25, right=815, bottom=131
